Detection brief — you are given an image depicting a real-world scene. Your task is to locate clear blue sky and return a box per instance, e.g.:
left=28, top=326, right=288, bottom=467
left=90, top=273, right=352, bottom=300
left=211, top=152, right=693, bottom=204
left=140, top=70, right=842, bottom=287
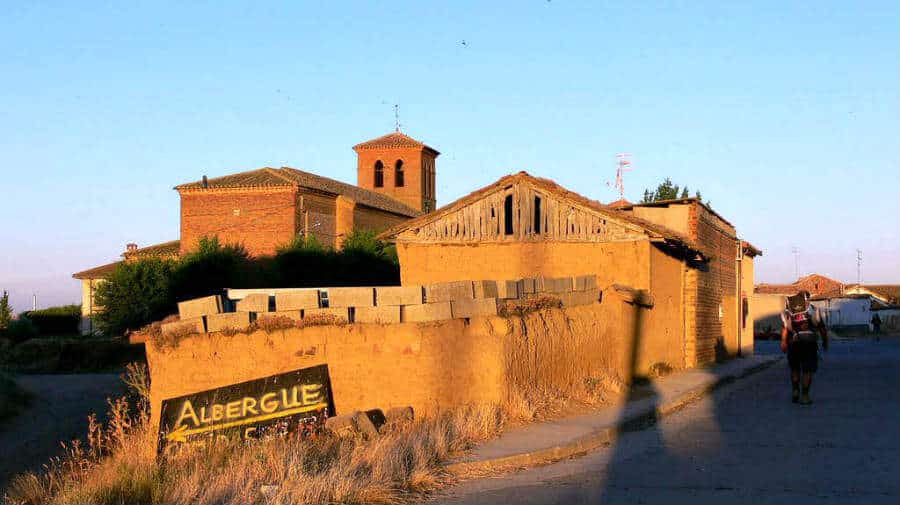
left=1, top=1, right=898, bottom=312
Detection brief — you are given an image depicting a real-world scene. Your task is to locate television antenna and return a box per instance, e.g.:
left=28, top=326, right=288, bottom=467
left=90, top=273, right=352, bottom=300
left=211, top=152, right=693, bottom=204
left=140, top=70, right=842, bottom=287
left=394, top=104, right=402, bottom=133
left=606, top=153, right=633, bottom=200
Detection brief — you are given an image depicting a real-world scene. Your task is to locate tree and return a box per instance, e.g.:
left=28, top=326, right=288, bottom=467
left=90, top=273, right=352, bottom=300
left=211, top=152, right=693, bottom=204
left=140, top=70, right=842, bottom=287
left=94, top=258, right=177, bottom=335
left=0, top=290, right=11, bottom=332
left=641, top=178, right=709, bottom=206
left=170, top=236, right=255, bottom=301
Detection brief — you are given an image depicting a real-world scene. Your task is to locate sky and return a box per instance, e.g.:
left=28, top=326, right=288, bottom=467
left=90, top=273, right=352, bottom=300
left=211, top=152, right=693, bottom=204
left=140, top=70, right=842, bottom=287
left=1, top=1, right=898, bottom=313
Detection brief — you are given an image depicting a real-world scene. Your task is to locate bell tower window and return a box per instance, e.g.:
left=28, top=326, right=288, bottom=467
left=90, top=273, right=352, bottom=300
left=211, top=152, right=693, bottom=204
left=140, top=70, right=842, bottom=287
left=374, top=160, right=384, bottom=188
left=395, top=160, right=404, bottom=187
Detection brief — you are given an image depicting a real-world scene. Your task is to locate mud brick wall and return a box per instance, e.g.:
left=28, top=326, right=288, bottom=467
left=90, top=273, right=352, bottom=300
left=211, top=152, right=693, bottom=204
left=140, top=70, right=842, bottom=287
left=147, top=296, right=672, bottom=430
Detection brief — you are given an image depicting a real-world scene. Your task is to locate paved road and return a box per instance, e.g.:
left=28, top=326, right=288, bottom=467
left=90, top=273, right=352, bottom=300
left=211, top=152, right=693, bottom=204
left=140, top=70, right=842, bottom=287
left=0, top=373, right=125, bottom=492
left=431, top=337, right=900, bottom=505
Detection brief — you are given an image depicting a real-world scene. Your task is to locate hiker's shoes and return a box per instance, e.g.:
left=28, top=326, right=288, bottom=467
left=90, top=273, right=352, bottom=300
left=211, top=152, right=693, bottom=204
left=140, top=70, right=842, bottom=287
left=799, top=392, right=813, bottom=405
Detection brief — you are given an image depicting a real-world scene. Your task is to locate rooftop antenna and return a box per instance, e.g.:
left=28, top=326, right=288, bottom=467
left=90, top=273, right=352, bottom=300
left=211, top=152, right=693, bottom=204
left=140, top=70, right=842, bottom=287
left=606, top=153, right=633, bottom=201
left=856, top=249, right=863, bottom=286
left=792, top=246, right=800, bottom=280
left=393, top=104, right=402, bottom=133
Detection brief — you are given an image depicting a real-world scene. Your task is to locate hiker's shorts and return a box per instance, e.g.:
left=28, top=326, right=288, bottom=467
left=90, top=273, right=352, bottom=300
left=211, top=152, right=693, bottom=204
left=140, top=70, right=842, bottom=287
left=788, top=340, right=818, bottom=374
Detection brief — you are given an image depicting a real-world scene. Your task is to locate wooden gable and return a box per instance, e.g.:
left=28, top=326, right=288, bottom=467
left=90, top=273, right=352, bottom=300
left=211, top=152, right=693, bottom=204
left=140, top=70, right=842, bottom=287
left=394, top=180, right=649, bottom=244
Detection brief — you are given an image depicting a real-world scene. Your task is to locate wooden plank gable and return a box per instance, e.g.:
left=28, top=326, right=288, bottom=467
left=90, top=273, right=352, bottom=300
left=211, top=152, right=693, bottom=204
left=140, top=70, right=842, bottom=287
left=396, top=181, right=648, bottom=244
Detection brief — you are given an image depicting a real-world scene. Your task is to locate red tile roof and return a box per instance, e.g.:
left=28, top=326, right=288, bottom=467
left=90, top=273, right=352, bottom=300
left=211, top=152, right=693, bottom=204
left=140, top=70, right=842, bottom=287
left=123, top=240, right=181, bottom=259
left=72, top=261, right=121, bottom=280
left=352, top=132, right=439, bottom=155
left=175, top=166, right=419, bottom=217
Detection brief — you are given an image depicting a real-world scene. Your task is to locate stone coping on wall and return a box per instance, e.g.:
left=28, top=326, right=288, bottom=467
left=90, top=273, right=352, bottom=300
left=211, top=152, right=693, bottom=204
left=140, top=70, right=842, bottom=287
left=166, top=275, right=600, bottom=336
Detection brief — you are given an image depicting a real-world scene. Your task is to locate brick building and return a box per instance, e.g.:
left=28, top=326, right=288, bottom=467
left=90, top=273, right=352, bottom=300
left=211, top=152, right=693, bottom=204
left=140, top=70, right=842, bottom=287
left=381, top=173, right=761, bottom=367
left=73, top=130, right=438, bottom=333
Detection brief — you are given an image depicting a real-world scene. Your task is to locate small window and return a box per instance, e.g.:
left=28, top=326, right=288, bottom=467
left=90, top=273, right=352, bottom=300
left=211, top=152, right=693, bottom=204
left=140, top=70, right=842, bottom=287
left=374, top=161, right=384, bottom=188
left=533, top=196, right=542, bottom=234
left=504, top=195, right=514, bottom=235
left=395, top=160, right=404, bottom=187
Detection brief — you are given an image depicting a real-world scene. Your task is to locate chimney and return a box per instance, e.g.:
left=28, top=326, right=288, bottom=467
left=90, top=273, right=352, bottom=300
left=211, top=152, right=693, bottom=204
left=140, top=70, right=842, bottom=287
left=126, top=243, right=138, bottom=253
left=202, top=175, right=209, bottom=188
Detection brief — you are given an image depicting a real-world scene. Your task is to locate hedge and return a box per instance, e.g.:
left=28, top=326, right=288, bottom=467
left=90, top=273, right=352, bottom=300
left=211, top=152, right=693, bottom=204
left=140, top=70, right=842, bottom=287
left=22, top=304, right=81, bottom=336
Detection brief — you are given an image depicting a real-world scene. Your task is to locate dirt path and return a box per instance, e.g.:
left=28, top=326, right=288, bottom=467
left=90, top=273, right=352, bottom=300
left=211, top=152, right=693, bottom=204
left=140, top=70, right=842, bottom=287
left=0, top=373, right=125, bottom=493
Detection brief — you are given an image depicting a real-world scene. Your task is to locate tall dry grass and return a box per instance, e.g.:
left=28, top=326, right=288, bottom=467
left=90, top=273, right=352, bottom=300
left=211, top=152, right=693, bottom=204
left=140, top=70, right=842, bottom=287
left=3, top=363, right=506, bottom=505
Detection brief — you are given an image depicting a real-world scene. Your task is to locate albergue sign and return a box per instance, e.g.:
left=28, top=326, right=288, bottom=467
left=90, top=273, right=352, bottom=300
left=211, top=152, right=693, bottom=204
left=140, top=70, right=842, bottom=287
left=157, top=364, right=334, bottom=452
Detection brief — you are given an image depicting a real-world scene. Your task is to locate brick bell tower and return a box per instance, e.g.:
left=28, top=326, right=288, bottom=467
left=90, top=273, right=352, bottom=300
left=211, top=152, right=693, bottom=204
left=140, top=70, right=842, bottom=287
left=353, top=131, right=439, bottom=213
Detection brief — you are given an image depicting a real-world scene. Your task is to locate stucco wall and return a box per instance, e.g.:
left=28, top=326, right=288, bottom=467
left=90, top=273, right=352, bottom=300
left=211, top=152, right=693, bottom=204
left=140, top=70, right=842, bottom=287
left=147, top=295, right=673, bottom=429
left=646, top=246, right=686, bottom=369
left=396, top=240, right=652, bottom=290
left=752, top=293, right=786, bottom=337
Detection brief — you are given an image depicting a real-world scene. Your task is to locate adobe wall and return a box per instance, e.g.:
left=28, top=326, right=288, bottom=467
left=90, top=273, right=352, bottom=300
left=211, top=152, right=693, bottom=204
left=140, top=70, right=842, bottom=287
left=396, top=240, right=652, bottom=291
left=147, top=297, right=670, bottom=429
left=180, top=187, right=297, bottom=256
left=646, top=246, right=686, bottom=369
left=752, top=293, right=786, bottom=336
left=740, top=255, right=755, bottom=356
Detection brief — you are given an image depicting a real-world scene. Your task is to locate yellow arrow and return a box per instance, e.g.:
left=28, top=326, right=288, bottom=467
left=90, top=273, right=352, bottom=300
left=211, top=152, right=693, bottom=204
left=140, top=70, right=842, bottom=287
left=165, top=402, right=328, bottom=442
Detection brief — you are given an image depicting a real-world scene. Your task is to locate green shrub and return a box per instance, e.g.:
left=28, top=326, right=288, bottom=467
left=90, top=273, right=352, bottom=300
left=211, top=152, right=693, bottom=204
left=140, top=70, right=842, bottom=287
left=23, top=304, right=82, bottom=335
left=170, top=236, right=256, bottom=301
left=94, top=258, right=177, bottom=336
left=0, top=337, right=145, bottom=373
left=5, top=315, right=38, bottom=344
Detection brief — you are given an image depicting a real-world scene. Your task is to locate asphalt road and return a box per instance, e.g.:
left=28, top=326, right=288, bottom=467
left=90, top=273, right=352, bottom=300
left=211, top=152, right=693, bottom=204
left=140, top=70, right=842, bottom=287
left=431, top=337, right=900, bottom=505
left=0, top=373, right=125, bottom=492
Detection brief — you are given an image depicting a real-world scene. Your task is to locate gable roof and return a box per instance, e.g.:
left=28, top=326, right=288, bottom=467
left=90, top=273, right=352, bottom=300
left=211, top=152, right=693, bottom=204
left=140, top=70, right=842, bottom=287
left=379, top=171, right=706, bottom=257
left=123, top=240, right=181, bottom=259
left=73, top=261, right=122, bottom=280
left=352, top=132, right=439, bottom=155
left=175, top=166, right=419, bottom=217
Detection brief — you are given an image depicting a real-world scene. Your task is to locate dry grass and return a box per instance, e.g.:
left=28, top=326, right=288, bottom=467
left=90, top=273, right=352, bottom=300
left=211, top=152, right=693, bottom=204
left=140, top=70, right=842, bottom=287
left=3, top=366, right=506, bottom=505
left=498, top=295, right=562, bottom=318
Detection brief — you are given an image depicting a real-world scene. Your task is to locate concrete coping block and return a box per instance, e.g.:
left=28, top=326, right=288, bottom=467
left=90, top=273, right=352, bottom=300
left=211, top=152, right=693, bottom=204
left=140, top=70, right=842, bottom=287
left=275, top=290, right=320, bottom=311
left=549, top=277, right=574, bottom=293
left=327, top=287, right=375, bottom=308
left=385, top=406, right=414, bottom=423
left=517, top=278, right=536, bottom=295
left=451, top=298, right=499, bottom=319
left=177, top=295, right=222, bottom=320
left=473, top=280, right=499, bottom=299
left=236, top=293, right=270, bottom=313
left=425, top=281, right=474, bottom=303
left=161, top=316, right=205, bottom=336
left=353, top=410, right=380, bottom=439
left=206, top=312, right=252, bottom=333
left=303, top=307, right=349, bottom=322
left=573, top=274, right=598, bottom=291
left=402, top=302, right=453, bottom=323
left=324, top=413, right=356, bottom=436
left=497, top=280, right=519, bottom=299
left=354, top=305, right=401, bottom=324
left=375, top=285, right=423, bottom=306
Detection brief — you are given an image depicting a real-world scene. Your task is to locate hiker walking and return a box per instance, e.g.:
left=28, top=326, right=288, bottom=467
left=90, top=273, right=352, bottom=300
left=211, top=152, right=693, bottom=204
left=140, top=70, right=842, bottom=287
left=781, top=290, right=828, bottom=405
left=871, top=313, right=882, bottom=341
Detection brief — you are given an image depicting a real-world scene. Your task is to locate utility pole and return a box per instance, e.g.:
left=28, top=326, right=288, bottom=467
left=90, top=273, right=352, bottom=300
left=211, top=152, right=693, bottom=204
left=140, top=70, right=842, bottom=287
left=856, top=249, right=863, bottom=286
left=32, top=293, right=36, bottom=311
left=792, top=246, right=800, bottom=280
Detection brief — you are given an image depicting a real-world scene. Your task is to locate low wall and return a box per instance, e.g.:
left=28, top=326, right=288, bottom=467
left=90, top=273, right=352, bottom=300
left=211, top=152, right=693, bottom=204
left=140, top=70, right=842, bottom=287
left=147, top=291, right=672, bottom=429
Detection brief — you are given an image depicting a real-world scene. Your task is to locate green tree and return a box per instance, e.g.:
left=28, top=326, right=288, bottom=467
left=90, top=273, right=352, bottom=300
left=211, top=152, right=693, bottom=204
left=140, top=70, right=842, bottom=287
left=170, top=236, right=255, bottom=301
left=641, top=178, right=709, bottom=206
left=0, top=290, right=12, bottom=332
left=94, top=258, right=177, bottom=335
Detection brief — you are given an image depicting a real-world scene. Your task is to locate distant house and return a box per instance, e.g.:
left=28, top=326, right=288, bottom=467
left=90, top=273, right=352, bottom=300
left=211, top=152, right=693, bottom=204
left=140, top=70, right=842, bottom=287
left=842, top=284, right=900, bottom=306
left=755, top=273, right=844, bottom=298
